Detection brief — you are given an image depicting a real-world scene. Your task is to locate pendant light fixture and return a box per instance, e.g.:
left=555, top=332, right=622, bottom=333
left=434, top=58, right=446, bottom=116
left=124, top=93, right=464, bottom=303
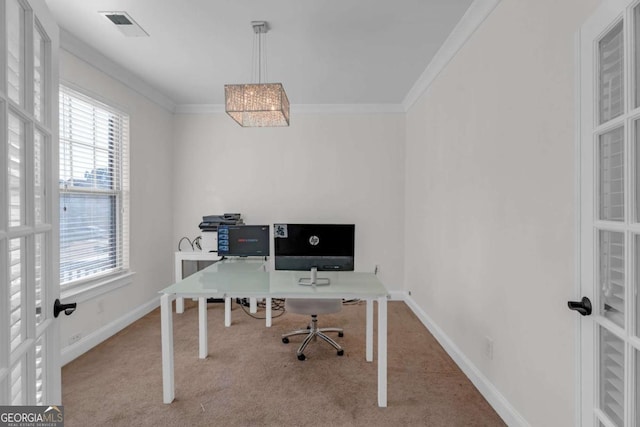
left=225, top=21, right=290, bottom=127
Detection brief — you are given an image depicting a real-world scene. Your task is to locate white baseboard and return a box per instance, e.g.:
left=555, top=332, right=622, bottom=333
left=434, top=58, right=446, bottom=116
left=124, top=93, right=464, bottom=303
left=61, top=296, right=160, bottom=366
left=400, top=291, right=529, bottom=427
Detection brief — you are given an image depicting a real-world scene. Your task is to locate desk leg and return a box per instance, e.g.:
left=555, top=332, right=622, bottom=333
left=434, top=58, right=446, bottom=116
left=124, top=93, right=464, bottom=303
left=225, top=297, right=231, bottom=327
left=161, top=294, right=175, bottom=404
left=265, top=297, right=272, bottom=327
left=366, top=299, right=373, bottom=362
left=174, top=256, right=184, bottom=314
left=377, top=296, right=387, bottom=407
left=250, top=297, right=257, bottom=313
left=198, top=297, right=208, bottom=359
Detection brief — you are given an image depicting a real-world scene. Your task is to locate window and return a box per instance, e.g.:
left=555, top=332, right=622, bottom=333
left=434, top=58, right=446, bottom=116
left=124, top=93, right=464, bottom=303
left=59, top=85, right=129, bottom=287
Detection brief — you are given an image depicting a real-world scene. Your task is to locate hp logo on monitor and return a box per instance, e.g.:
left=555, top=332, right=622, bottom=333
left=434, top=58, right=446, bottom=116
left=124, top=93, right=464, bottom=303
left=309, top=235, right=320, bottom=246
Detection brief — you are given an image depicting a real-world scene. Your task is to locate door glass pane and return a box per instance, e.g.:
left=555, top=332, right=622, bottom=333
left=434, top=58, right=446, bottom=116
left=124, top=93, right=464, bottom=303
left=34, top=26, right=46, bottom=123
left=34, top=131, right=45, bottom=224
left=635, top=5, right=640, bottom=107
left=9, top=238, right=23, bottom=352
left=600, top=326, right=624, bottom=427
left=635, top=235, right=640, bottom=337
left=8, top=113, right=25, bottom=227
left=600, top=230, right=625, bottom=327
left=599, top=127, right=624, bottom=221
left=7, top=0, right=24, bottom=106
left=636, top=120, right=640, bottom=222
left=600, top=21, right=624, bottom=124
left=35, top=337, right=45, bottom=405
left=11, top=361, right=23, bottom=405
left=35, top=234, right=45, bottom=326
left=636, top=348, right=640, bottom=427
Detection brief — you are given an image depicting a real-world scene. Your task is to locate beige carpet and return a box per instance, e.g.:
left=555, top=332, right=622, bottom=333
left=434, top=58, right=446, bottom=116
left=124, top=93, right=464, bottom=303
left=61, top=300, right=505, bottom=426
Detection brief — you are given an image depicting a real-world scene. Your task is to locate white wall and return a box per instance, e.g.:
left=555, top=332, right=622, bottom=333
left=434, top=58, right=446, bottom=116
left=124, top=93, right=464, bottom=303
left=58, top=50, right=174, bottom=350
left=404, top=0, right=598, bottom=425
left=172, top=112, right=405, bottom=290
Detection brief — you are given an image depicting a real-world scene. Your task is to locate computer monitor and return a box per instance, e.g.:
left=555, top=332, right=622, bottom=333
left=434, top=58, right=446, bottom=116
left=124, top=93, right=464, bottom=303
left=273, top=224, right=355, bottom=271
left=217, top=225, right=270, bottom=257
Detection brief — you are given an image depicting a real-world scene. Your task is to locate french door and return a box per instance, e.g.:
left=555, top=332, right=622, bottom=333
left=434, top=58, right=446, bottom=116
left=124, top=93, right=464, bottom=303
left=1, top=0, right=60, bottom=404
left=579, top=0, right=640, bottom=425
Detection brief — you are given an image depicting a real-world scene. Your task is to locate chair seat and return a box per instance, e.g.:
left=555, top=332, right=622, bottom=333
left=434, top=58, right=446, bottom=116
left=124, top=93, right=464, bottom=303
left=285, top=298, right=342, bottom=315
left=282, top=298, right=344, bottom=360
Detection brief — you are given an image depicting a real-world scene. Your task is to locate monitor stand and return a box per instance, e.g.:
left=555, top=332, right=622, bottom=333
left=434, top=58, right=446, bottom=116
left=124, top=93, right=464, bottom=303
left=298, top=267, right=330, bottom=286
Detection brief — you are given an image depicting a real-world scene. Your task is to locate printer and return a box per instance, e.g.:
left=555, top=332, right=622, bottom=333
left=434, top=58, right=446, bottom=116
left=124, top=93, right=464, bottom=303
left=198, top=213, right=243, bottom=252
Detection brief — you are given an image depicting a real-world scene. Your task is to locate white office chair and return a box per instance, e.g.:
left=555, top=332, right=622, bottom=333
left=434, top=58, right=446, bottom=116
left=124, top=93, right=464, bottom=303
left=281, top=298, right=344, bottom=361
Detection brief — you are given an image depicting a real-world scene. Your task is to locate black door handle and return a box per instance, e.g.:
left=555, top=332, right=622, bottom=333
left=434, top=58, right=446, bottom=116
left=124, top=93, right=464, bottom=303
left=567, top=297, right=592, bottom=316
left=53, top=299, right=77, bottom=318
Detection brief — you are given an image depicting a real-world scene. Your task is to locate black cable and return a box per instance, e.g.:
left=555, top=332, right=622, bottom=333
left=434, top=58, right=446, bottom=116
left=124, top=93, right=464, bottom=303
left=177, top=237, right=193, bottom=251
left=238, top=298, right=286, bottom=319
left=237, top=297, right=360, bottom=319
left=193, top=236, right=202, bottom=250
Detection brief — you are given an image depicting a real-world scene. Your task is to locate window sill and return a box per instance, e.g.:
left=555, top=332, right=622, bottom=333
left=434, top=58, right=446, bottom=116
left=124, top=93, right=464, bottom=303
left=60, top=271, right=135, bottom=304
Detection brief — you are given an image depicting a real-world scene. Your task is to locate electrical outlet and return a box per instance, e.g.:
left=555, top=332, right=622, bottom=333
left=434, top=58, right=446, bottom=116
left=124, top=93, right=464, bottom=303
left=68, top=333, right=82, bottom=345
left=485, top=336, right=494, bottom=360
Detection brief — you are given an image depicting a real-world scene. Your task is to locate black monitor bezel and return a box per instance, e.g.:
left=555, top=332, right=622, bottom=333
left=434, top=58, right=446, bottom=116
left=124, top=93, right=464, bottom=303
left=273, top=223, right=355, bottom=271
left=217, top=224, right=270, bottom=257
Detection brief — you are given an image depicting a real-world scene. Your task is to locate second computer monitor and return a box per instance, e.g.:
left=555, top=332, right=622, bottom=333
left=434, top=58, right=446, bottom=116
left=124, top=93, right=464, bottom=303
left=217, top=225, right=270, bottom=257
left=273, top=224, right=355, bottom=271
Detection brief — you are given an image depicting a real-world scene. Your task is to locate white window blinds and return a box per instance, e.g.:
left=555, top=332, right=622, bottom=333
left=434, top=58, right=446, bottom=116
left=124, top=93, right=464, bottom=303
left=599, top=20, right=624, bottom=124
left=59, top=85, right=130, bottom=286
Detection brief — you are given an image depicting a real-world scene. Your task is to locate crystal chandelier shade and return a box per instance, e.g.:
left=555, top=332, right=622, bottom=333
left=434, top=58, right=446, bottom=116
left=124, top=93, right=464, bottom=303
left=225, top=83, right=289, bottom=127
left=225, top=22, right=290, bottom=127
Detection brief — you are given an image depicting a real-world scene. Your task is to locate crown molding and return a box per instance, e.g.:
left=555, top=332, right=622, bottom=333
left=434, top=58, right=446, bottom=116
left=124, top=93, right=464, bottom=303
left=60, top=29, right=177, bottom=113
left=402, top=0, right=502, bottom=111
left=293, top=104, right=405, bottom=114
left=174, top=104, right=225, bottom=114
left=174, top=103, right=405, bottom=115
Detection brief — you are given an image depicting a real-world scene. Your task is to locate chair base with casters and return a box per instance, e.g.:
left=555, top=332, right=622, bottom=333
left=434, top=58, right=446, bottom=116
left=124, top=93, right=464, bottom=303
left=281, top=298, right=344, bottom=361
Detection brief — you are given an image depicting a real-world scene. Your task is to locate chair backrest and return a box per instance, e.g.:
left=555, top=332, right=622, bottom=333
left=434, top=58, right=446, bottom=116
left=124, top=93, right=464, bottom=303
left=285, top=298, right=342, bottom=315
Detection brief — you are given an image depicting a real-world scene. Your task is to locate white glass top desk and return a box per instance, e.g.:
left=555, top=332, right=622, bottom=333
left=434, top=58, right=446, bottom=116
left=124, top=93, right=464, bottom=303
left=159, top=259, right=389, bottom=407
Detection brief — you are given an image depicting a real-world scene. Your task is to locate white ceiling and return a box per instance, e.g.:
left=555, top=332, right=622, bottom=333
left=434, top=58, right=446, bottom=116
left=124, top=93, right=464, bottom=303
left=44, top=0, right=474, bottom=107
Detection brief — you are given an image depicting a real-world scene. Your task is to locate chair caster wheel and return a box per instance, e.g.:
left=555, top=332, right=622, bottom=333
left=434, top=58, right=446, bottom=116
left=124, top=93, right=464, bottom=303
left=297, top=353, right=306, bottom=361
left=337, top=349, right=344, bottom=356
left=282, top=337, right=289, bottom=344
left=338, top=332, right=344, bottom=337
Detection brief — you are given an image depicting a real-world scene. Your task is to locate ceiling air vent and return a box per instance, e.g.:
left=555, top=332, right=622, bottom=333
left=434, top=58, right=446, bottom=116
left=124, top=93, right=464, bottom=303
left=99, top=11, right=149, bottom=37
